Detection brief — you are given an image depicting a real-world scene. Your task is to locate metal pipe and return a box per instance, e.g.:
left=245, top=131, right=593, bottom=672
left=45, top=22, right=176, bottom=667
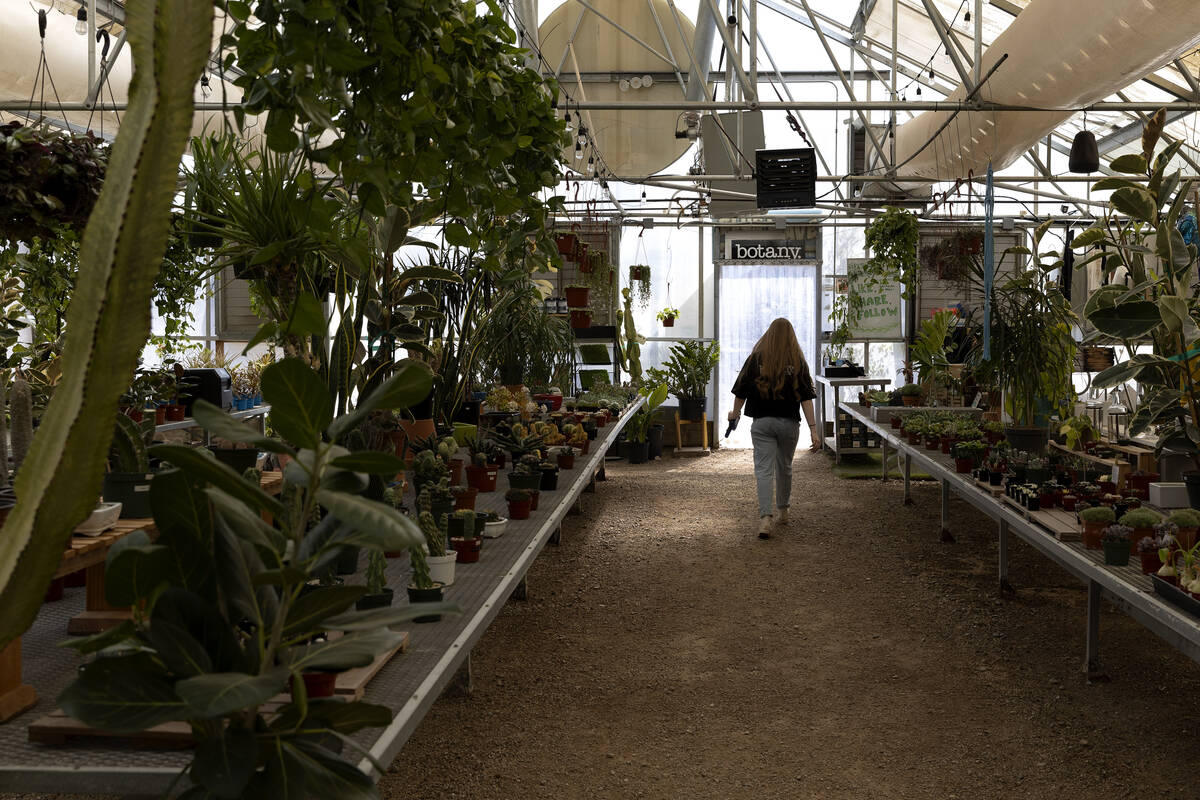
left=574, top=0, right=678, bottom=69
left=646, top=0, right=688, bottom=95
left=686, top=0, right=719, bottom=101
left=87, top=0, right=96, bottom=89
left=974, top=0, right=983, bottom=88
left=704, top=0, right=756, bottom=100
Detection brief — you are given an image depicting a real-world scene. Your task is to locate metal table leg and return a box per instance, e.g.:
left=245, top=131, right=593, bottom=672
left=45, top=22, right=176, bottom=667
left=940, top=479, right=955, bottom=542
left=998, top=519, right=1014, bottom=594
left=902, top=452, right=913, bottom=505
left=1085, top=580, right=1106, bottom=680
left=880, top=440, right=888, bottom=482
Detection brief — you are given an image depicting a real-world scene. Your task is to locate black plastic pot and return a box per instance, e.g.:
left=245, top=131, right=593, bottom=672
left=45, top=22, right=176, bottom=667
left=1004, top=425, right=1049, bottom=454
left=508, top=471, right=541, bottom=491
left=335, top=546, right=360, bottom=576
left=447, top=515, right=475, bottom=539
left=431, top=499, right=454, bottom=525
left=988, top=471, right=1003, bottom=486
left=208, top=447, right=258, bottom=473
left=679, top=396, right=706, bottom=423
left=103, top=472, right=155, bottom=518
left=539, top=466, right=559, bottom=491
left=355, top=589, right=394, bottom=611
left=407, top=583, right=445, bottom=623
left=627, top=439, right=650, bottom=464
left=1184, top=471, right=1200, bottom=510
left=648, top=424, right=664, bottom=459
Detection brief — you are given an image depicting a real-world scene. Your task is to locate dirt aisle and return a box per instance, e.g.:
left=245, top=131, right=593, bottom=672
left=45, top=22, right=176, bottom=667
left=382, top=449, right=1200, bottom=800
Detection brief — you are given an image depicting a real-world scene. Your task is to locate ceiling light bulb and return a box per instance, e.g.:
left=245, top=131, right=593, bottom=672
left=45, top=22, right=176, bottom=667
left=630, top=76, right=643, bottom=90
left=575, top=143, right=583, bottom=160
left=929, top=66, right=935, bottom=80
left=619, top=79, right=630, bottom=92
left=564, top=111, right=573, bottom=132
left=640, top=190, right=647, bottom=205
left=75, top=6, right=88, bottom=35
left=642, top=75, right=653, bottom=88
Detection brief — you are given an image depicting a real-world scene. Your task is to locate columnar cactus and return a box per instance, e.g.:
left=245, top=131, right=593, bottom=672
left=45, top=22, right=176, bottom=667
left=419, top=510, right=446, bottom=557
left=9, top=376, right=32, bottom=476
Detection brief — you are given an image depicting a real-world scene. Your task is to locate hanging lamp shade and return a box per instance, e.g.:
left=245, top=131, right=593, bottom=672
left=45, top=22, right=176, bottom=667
left=1069, top=130, right=1099, bottom=173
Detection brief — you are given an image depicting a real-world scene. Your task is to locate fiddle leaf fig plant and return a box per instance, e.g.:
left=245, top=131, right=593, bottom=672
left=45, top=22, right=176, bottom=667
left=59, top=358, right=453, bottom=798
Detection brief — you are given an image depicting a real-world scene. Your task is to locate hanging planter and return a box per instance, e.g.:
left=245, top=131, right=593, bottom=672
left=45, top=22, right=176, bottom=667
left=555, top=232, right=579, bottom=256
left=657, top=307, right=679, bottom=328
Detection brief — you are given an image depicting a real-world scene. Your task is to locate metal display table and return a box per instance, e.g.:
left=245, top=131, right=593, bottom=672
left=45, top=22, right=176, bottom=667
left=814, top=376, right=891, bottom=464
left=841, top=402, right=1200, bottom=677
left=0, top=401, right=643, bottom=796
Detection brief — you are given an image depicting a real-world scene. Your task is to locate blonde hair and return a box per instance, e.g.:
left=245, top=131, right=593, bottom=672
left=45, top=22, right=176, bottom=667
left=752, top=318, right=811, bottom=400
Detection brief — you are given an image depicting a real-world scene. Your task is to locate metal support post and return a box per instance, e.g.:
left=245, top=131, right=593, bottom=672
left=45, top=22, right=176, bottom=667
left=550, top=525, right=562, bottom=545
left=940, top=479, right=955, bottom=543
left=513, top=576, right=528, bottom=601
left=597, top=465, right=607, bottom=481
left=902, top=452, right=912, bottom=505
left=1085, top=580, right=1105, bottom=680
left=448, top=653, right=473, bottom=697
left=998, top=519, right=1014, bottom=594
left=880, top=440, right=889, bottom=482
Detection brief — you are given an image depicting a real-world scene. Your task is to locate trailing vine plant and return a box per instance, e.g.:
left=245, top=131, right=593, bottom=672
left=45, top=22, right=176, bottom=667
left=829, top=206, right=920, bottom=348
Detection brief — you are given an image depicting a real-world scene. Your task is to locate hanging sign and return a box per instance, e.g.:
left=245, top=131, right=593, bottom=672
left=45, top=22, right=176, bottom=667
left=845, top=258, right=902, bottom=340
left=724, top=230, right=820, bottom=261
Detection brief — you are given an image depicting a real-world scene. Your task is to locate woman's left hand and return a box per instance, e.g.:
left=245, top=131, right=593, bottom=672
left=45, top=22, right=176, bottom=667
left=809, top=426, right=822, bottom=452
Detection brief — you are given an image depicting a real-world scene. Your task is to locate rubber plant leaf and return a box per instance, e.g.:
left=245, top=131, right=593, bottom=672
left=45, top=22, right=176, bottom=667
left=0, top=0, right=213, bottom=650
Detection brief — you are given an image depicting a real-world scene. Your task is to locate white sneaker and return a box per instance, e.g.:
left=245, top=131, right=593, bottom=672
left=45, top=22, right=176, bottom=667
left=758, top=515, right=773, bottom=539
left=777, top=507, right=789, bottom=526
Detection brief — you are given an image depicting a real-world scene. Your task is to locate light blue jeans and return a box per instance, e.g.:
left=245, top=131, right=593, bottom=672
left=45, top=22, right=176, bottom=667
left=750, top=416, right=801, bottom=517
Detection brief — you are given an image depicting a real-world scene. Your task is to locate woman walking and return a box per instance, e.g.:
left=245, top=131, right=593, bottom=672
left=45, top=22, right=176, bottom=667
left=728, top=318, right=821, bottom=539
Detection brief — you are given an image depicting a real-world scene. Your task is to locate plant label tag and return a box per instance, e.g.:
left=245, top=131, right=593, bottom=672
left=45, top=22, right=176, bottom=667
left=971, top=393, right=981, bottom=408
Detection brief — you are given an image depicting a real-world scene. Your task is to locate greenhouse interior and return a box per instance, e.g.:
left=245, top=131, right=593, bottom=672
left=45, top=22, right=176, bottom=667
left=2, top=0, right=1200, bottom=797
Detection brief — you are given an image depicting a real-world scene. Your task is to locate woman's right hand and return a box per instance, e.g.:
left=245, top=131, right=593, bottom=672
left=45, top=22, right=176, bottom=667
left=727, top=409, right=740, bottom=422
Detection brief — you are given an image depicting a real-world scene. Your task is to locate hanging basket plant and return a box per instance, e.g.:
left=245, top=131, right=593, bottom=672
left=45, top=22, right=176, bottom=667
left=0, top=122, right=108, bottom=243
left=628, top=264, right=651, bottom=310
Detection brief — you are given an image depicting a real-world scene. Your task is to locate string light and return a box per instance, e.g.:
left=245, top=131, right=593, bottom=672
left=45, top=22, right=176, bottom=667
left=574, top=142, right=583, bottom=160
left=640, top=190, right=647, bottom=205
left=564, top=109, right=573, bottom=133
left=964, top=10, right=971, bottom=22
left=577, top=125, right=588, bottom=147
left=75, top=5, right=88, bottom=35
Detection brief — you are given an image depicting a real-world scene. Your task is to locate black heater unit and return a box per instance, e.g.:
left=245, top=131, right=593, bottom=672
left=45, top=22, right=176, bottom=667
left=755, top=148, right=817, bottom=209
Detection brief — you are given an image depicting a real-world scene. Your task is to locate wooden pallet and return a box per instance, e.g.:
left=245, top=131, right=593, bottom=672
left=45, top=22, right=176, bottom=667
left=1001, top=494, right=1080, bottom=541
left=26, top=633, right=409, bottom=747
left=974, top=479, right=1005, bottom=497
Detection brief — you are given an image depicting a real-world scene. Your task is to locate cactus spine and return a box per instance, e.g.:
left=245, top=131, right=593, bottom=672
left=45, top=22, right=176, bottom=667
left=9, top=377, right=32, bottom=477
left=418, top=510, right=446, bottom=557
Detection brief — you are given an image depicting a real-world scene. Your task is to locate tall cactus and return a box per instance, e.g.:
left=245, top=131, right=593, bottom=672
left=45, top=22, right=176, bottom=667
left=0, top=0, right=213, bottom=650
left=0, top=386, right=8, bottom=489
left=418, top=510, right=446, bottom=557
left=8, top=376, right=31, bottom=475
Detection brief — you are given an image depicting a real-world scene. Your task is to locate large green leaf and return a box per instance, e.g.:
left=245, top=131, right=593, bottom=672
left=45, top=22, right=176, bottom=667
left=58, top=652, right=188, bottom=733
left=192, top=400, right=293, bottom=455
left=1110, top=153, right=1148, bottom=174
left=279, top=739, right=376, bottom=800
left=303, top=699, right=391, bottom=735
left=1091, top=354, right=1179, bottom=389
left=191, top=727, right=258, bottom=799
left=151, top=587, right=246, bottom=674
left=263, top=360, right=333, bottom=449
left=1086, top=301, right=1162, bottom=339
left=1109, top=187, right=1158, bottom=224
left=316, top=490, right=424, bottom=552
left=283, top=586, right=366, bottom=639
left=328, top=451, right=406, bottom=474
left=286, top=628, right=405, bottom=671
left=176, top=667, right=290, bottom=718
left=152, top=445, right=284, bottom=519
left=0, top=0, right=215, bottom=651
left=322, top=602, right=459, bottom=631
left=104, top=529, right=168, bottom=607
left=150, top=468, right=217, bottom=598
left=1159, top=295, right=1200, bottom=344
left=1070, top=227, right=1108, bottom=249
left=325, top=360, right=432, bottom=440
left=146, top=619, right=214, bottom=678
left=205, top=488, right=286, bottom=553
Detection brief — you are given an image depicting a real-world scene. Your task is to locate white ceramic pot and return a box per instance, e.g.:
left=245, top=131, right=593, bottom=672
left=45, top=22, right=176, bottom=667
left=427, top=552, right=457, bottom=586
left=484, top=518, right=508, bottom=538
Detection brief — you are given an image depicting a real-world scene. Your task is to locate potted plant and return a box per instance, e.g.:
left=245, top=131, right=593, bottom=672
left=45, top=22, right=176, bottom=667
left=1059, top=414, right=1097, bottom=452
left=625, top=383, right=669, bottom=464
left=1079, top=505, right=1114, bottom=549
left=645, top=339, right=719, bottom=423
left=102, top=412, right=157, bottom=518
left=508, top=459, right=543, bottom=492
left=1119, top=508, right=1162, bottom=552
left=465, top=452, right=499, bottom=492
left=564, top=283, right=590, bottom=308
left=950, top=439, right=985, bottom=474
left=538, top=460, right=560, bottom=491
left=657, top=306, right=679, bottom=327
left=1101, top=524, right=1133, bottom=566
left=451, top=484, right=477, bottom=510
left=569, top=307, right=593, bottom=329
left=899, top=383, right=923, bottom=406
left=356, top=551, right=394, bottom=611
left=408, top=546, right=446, bottom=624
left=483, top=510, right=508, bottom=538
left=557, top=445, right=577, bottom=470
left=448, top=509, right=483, bottom=563
left=419, top=509, right=456, bottom=587
left=1168, top=509, right=1200, bottom=550
left=506, top=488, right=532, bottom=520
left=629, top=264, right=651, bottom=309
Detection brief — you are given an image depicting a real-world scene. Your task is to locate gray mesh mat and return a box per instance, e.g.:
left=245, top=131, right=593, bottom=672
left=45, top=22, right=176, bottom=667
left=0, top=405, right=639, bottom=795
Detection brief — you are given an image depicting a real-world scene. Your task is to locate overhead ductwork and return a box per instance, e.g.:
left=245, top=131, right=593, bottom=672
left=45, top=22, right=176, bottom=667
left=886, top=0, right=1200, bottom=189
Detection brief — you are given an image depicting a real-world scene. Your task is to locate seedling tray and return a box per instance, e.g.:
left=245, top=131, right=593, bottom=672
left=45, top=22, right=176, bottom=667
left=1151, top=575, right=1200, bottom=618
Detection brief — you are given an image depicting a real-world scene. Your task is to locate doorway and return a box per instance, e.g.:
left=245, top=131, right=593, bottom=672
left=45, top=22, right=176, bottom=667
left=716, top=264, right=819, bottom=449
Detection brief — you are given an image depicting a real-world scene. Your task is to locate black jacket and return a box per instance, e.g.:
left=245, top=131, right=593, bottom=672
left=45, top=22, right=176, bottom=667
left=732, top=353, right=816, bottom=420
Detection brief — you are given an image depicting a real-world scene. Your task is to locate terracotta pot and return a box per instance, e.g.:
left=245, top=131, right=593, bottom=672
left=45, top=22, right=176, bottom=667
left=165, top=403, right=187, bottom=421
left=902, top=395, right=920, bottom=407
left=564, top=286, right=590, bottom=307
left=557, top=453, right=575, bottom=470
left=940, top=436, right=955, bottom=455
left=907, top=433, right=921, bottom=446
left=954, top=457, right=973, bottom=474
left=120, top=406, right=144, bottom=423
left=1082, top=521, right=1105, bottom=549
left=529, top=490, right=541, bottom=511
left=1062, top=495, right=1077, bottom=512
left=465, top=464, right=498, bottom=492
left=452, top=486, right=478, bottom=510
left=661, top=316, right=675, bottom=327
left=924, top=436, right=940, bottom=451
left=295, top=671, right=338, bottom=698
left=1177, top=526, right=1199, bottom=550
left=569, top=309, right=592, bottom=329
left=508, top=499, right=532, bottom=520
left=1139, top=550, right=1161, bottom=574
left=889, top=416, right=901, bottom=429
left=1130, top=526, right=1154, bottom=555
left=396, top=418, right=436, bottom=460
left=450, top=536, right=482, bottom=564
left=448, top=458, right=464, bottom=486
left=155, top=406, right=167, bottom=425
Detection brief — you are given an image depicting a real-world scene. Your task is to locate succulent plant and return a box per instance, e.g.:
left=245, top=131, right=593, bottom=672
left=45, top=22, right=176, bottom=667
left=365, top=550, right=387, bottom=595
left=418, top=510, right=446, bottom=558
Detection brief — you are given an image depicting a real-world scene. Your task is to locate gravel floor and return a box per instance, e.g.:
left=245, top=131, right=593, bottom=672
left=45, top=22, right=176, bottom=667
left=8, top=447, right=1200, bottom=799
left=381, top=447, right=1200, bottom=800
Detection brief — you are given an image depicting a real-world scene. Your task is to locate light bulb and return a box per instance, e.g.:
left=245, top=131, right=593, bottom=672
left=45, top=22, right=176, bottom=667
left=916, top=86, right=922, bottom=96
left=963, top=10, right=971, bottom=22
left=577, top=126, right=588, bottom=146
left=639, top=190, right=646, bottom=206
left=574, top=143, right=583, bottom=160
left=75, top=6, right=87, bottom=35
left=642, top=75, right=653, bottom=88
left=564, top=111, right=573, bottom=132
left=630, top=76, right=643, bottom=90
left=619, top=79, right=630, bottom=92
